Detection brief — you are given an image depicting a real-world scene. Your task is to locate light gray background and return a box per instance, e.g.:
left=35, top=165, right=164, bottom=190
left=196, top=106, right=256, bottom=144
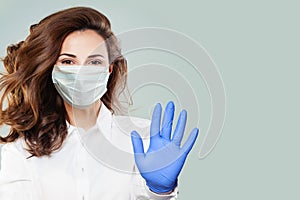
left=0, top=0, right=299, bottom=199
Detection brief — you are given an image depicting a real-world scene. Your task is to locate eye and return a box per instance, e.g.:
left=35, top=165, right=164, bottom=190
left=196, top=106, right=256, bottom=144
left=87, top=59, right=103, bottom=66
left=60, top=59, right=74, bottom=65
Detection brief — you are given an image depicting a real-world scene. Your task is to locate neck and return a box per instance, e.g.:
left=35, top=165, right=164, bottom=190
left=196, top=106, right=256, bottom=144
left=65, top=100, right=102, bottom=131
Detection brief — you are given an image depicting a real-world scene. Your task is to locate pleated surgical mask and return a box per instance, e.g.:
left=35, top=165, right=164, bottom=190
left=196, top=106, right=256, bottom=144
left=52, top=65, right=110, bottom=109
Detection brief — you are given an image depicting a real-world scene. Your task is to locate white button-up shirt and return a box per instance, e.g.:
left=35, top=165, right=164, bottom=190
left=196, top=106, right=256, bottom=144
left=0, top=103, right=178, bottom=200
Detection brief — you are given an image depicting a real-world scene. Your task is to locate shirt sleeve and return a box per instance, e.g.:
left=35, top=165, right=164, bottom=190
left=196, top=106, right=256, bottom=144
left=131, top=165, right=179, bottom=200
left=0, top=143, right=37, bottom=200
left=142, top=178, right=179, bottom=200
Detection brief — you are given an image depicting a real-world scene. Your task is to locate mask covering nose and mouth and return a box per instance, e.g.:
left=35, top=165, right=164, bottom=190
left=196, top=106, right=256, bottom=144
left=52, top=65, right=110, bottom=109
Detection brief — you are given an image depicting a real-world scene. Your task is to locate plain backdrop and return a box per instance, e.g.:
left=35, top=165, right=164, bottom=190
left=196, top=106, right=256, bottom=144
left=0, top=0, right=299, bottom=199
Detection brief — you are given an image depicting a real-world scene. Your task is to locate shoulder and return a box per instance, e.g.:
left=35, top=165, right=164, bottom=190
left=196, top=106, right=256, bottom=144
left=1, top=138, right=31, bottom=160
left=0, top=139, right=32, bottom=181
left=113, top=114, right=151, bottom=125
left=0, top=138, right=31, bottom=172
left=110, top=114, right=151, bottom=152
left=112, top=115, right=151, bottom=138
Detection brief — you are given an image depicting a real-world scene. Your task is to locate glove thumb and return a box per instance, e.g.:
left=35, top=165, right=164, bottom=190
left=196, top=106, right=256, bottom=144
left=131, top=131, right=145, bottom=155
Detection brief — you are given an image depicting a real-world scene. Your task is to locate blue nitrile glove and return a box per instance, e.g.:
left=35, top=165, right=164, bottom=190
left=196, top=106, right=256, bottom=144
left=131, top=101, right=199, bottom=194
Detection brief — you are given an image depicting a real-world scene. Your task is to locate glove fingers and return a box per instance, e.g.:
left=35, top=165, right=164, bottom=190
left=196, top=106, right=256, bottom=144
left=172, top=110, right=187, bottom=146
left=150, top=103, right=162, bottom=139
left=181, top=128, right=199, bottom=155
left=161, top=101, right=175, bottom=140
left=131, top=131, right=145, bottom=154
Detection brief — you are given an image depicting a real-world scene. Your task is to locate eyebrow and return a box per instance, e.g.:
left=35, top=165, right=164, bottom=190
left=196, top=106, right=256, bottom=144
left=59, top=53, right=104, bottom=58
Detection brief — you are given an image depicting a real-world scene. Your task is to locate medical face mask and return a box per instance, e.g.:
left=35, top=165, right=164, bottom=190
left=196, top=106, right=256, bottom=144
left=52, top=65, right=110, bottom=109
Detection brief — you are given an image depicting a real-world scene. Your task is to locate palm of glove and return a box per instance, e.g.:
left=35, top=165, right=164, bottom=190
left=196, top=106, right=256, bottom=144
left=131, top=101, right=199, bottom=194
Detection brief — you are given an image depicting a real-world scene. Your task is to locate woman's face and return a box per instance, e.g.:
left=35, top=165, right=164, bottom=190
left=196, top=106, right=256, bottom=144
left=55, top=29, right=111, bottom=71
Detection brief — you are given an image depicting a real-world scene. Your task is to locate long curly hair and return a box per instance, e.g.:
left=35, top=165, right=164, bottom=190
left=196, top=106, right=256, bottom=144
left=0, top=7, right=129, bottom=157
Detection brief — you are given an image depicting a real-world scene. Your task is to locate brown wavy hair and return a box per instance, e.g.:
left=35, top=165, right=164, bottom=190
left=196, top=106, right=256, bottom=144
left=0, top=7, right=129, bottom=157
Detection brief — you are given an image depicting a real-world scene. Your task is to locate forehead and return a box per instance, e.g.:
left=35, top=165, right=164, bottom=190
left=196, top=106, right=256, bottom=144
left=60, top=29, right=107, bottom=56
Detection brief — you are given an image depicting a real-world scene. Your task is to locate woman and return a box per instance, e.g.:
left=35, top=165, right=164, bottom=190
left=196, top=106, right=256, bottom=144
left=0, top=7, right=199, bottom=200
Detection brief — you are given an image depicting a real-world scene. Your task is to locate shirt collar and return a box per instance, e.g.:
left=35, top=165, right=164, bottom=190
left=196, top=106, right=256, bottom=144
left=67, top=102, right=113, bottom=136
left=96, top=102, right=113, bottom=135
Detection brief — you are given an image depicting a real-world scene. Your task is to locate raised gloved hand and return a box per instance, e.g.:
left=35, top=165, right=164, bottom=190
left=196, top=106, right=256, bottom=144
left=131, top=101, right=199, bottom=194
